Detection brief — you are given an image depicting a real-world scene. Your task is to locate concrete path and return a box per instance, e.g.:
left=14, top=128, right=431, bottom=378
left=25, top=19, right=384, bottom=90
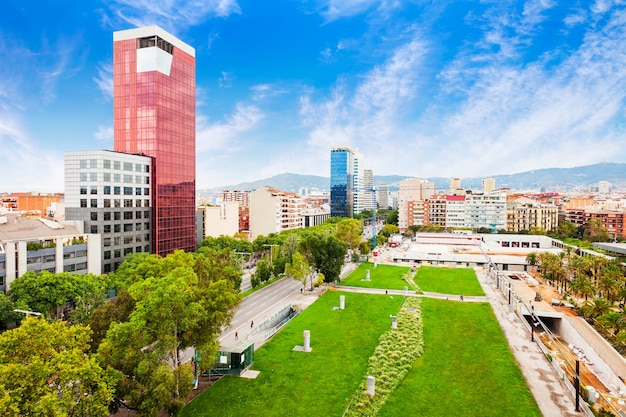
left=476, top=270, right=583, bottom=417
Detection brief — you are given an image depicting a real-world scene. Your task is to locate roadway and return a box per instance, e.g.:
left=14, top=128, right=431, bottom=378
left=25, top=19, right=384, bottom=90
left=219, top=276, right=306, bottom=347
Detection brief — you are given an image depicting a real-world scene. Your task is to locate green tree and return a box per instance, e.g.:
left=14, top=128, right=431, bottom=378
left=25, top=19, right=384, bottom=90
left=254, top=257, right=273, bottom=283
left=99, top=250, right=241, bottom=416
left=334, top=218, right=363, bottom=252
left=0, top=293, right=19, bottom=330
left=583, top=219, right=610, bottom=242
left=300, top=233, right=347, bottom=283
left=8, top=271, right=106, bottom=319
left=570, top=275, right=596, bottom=301
left=579, top=298, right=614, bottom=323
left=381, top=224, right=399, bottom=238
left=385, top=210, right=398, bottom=225
left=285, top=252, right=312, bottom=290
left=88, top=290, right=136, bottom=353
left=556, top=221, right=578, bottom=239
left=0, top=317, right=119, bottom=417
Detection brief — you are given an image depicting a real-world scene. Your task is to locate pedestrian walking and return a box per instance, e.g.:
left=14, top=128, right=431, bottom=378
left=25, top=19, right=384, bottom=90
left=235, top=331, right=238, bottom=340
left=251, top=320, right=254, bottom=328
left=460, top=295, right=464, bottom=301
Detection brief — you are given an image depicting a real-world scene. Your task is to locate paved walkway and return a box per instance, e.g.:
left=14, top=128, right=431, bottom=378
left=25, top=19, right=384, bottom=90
left=475, top=270, right=582, bottom=417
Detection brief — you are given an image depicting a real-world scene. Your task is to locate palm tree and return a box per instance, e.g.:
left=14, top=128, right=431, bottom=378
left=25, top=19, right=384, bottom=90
left=570, top=274, right=596, bottom=301
left=526, top=252, right=538, bottom=273
left=598, top=261, right=623, bottom=302
left=597, top=311, right=623, bottom=339
left=579, top=298, right=614, bottom=324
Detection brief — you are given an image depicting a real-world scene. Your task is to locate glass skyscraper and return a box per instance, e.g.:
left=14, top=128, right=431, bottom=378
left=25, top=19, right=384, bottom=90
left=113, top=26, right=196, bottom=256
left=330, top=147, right=355, bottom=218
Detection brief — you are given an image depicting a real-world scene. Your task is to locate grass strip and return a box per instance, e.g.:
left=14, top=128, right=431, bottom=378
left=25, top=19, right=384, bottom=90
left=414, top=266, right=484, bottom=296
left=344, top=296, right=424, bottom=416
left=340, top=263, right=414, bottom=290
left=378, top=298, right=541, bottom=417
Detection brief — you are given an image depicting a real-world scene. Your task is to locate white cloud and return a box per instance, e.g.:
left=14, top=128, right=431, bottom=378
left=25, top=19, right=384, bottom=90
left=301, top=36, right=428, bottom=154
left=317, top=0, right=385, bottom=21
left=219, top=71, right=235, bottom=88
left=93, top=63, right=113, bottom=101
left=196, top=103, right=264, bottom=153
left=106, top=0, right=241, bottom=33
left=0, top=113, right=63, bottom=192
left=94, top=125, right=113, bottom=142
left=295, top=4, right=626, bottom=181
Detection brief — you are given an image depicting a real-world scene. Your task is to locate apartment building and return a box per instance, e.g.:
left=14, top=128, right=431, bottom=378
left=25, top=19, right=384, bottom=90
left=506, top=197, right=558, bottom=232
left=398, top=178, right=435, bottom=231
left=196, top=201, right=239, bottom=243
left=249, top=187, right=305, bottom=239
left=445, top=195, right=467, bottom=228
left=222, top=190, right=251, bottom=233
left=464, top=192, right=507, bottom=231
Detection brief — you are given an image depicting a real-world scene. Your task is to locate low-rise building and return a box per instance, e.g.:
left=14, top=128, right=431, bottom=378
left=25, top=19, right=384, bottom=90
left=0, top=214, right=101, bottom=291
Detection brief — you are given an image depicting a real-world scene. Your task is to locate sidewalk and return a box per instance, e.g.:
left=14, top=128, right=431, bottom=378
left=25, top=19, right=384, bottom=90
left=476, top=270, right=582, bottom=417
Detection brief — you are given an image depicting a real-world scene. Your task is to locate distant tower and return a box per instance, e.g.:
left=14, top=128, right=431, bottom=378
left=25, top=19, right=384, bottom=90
left=330, top=146, right=363, bottom=217
left=449, top=178, right=462, bottom=195
left=598, top=181, right=612, bottom=194
left=482, top=177, right=496, bottom=193
left=113, top=26, right=196, bottom=256
left=377, top=183, right=390, bottom=209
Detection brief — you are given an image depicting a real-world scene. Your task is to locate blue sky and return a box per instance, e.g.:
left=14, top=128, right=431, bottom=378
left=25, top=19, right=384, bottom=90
left=1, top=0, right=626, bottom=192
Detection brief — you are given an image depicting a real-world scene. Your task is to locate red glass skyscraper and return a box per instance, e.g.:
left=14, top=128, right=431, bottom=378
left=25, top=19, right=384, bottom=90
left=113, top=26, right=196, bottom=255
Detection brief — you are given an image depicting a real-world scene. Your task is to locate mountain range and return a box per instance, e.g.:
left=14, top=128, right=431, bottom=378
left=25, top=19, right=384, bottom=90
left=198, top=162, right=626, bottom=195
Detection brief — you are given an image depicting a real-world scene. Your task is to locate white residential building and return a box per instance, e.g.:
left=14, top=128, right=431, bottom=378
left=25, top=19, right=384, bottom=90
left=249, top=187, right=306, bottom=239
left=465, top=192, right=507, bottom=231
left=196, top=201, right=239, bottom=243
left=445, top=195, right=467, bottom=228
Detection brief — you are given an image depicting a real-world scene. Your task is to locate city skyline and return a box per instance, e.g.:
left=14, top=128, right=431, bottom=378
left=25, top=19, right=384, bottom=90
left=3, top=1, right=626, bottom=193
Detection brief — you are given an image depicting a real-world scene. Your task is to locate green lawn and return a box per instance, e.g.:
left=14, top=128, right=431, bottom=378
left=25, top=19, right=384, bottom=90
left=182, top=291, right=404, bottom=417
left=415, top=266, right=484, bottom=296
left=378, top=298, right=540, bottom=417
left=339, top=263, right=413, bottom=290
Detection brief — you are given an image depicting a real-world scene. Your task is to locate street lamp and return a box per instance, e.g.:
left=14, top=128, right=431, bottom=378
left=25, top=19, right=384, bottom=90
left=14, top=309, right=41, bottom=317
left=263, top=244, right=279, bottom=267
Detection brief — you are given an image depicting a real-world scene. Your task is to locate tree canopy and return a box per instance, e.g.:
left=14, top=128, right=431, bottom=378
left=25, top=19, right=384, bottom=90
left=0, top=317, right=118, bottom=417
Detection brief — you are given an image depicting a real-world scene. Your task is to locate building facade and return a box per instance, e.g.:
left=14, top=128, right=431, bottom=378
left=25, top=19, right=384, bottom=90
left=113, top=26, right=196, bottom=256
left=330, top=147, right=356, bottom=217
left=221, top=190, right=251, bottom=233
left=249, top=187, right=305, bottom=239
left=65, top=151, right=153, bottom=273
left=196, top=202, right=239, bottom=243
left=0, top=214, right=101, bottom=291
left=465, top=192, right=507, bottom=231
left=506, top=198, right=559, bottom=233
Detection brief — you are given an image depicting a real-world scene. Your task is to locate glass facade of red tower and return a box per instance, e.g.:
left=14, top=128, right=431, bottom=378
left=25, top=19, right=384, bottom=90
left=113, top=26, right=196, bottom=256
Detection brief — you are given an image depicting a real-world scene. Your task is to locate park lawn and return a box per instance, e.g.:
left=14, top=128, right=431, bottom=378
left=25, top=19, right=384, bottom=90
left=339, top=263, right=413, bottom=290
left=182, top=291, right=404, bottom=417
left=415, top=266, right=484, bottom=296
left=378, top=298, right=540, bottom=417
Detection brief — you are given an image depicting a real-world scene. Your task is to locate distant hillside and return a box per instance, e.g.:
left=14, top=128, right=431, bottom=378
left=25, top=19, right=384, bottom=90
left=198, top=163, right=626, bottom=195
